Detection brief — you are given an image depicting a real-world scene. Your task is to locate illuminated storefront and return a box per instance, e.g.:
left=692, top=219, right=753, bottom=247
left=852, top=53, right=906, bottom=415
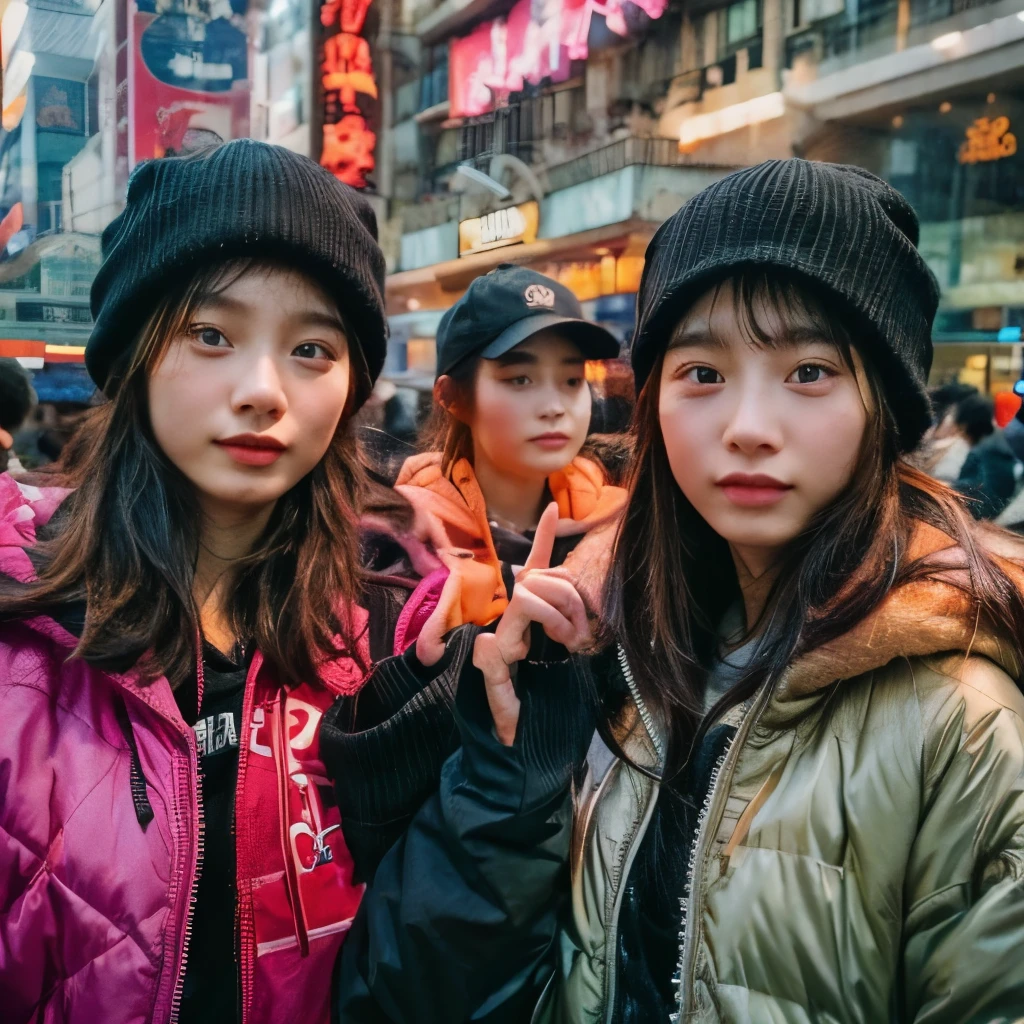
left=805, top=82, right=1024, bottom=395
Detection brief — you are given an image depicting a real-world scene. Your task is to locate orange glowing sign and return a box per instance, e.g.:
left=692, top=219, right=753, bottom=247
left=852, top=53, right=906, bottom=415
left=319, top=0, right=377, bottom=189
left=959, top=116, right=1017, bottom=165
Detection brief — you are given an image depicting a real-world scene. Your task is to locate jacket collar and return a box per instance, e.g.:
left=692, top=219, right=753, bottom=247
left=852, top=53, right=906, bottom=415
left=778, top=522, right=1024, bottom=702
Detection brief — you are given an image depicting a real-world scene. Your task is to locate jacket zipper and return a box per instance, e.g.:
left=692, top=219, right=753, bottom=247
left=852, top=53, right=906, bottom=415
left=670, top=681, right=773, bottom=1023
left=169, top=651, right=207, bottom=1024
left=604, top=646, right=665, bottom=1022
left=236, top=653, right=264, bottom=1024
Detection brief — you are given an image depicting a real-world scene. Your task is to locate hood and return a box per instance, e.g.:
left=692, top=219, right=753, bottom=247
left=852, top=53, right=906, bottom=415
left=779, top=522, right=1024, bottom=702
left=395, top=452, right=627, bottom=630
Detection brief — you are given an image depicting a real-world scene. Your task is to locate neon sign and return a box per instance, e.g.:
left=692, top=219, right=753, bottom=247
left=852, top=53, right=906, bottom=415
left=319, top=0, right=377, bottom=189
left=958, top=116, right=1017, bottom=165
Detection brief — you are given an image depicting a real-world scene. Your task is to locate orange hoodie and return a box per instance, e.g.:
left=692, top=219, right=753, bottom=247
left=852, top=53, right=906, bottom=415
left=394, top=452, right=627, bottom=633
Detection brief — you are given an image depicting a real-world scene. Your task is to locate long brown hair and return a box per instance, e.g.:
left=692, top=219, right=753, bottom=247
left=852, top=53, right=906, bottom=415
left=604, top=267, right=1024, bottom=775
left=418, top=356, right=478, bottom=473
left=0, top=259, right=372, bottom=687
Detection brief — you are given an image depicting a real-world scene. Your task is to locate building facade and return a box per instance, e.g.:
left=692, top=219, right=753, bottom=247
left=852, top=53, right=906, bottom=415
left=0, top=0, right=1017, bottom=399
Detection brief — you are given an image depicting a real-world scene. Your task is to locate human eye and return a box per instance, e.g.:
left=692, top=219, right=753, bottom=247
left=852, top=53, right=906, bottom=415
left=293, top=341, right=336, bottom=361
left=683, top=365, right=724, bottom=385
left=189, top=326, right=230, bottom=349
left=786, top=363, right=834, bottom=385
left=504, top=374, right=531, bottom=387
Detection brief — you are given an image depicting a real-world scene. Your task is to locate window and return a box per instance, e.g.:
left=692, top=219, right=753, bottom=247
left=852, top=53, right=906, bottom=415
left=720, top=0, right=761, bottom=55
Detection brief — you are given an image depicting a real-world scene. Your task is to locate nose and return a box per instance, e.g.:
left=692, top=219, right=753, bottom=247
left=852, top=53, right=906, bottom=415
left=231, top=354, right=288, bottom=422
left=537, top=383, right=567, bottom=422
left=721, top=381, right=783, bottom=456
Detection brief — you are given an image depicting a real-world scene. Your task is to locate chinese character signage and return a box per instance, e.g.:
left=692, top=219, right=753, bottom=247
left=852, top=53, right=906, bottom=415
left=959, top=116, right=1017, bottom=165
left=319, top=0, right=377, bottom=189
left=449, top=0, right=667, bottom=118
left=128, top=0, right=251, bottom=166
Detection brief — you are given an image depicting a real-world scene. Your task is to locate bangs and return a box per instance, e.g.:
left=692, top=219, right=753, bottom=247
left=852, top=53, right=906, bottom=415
left=672, top=266, right=858, bottom=371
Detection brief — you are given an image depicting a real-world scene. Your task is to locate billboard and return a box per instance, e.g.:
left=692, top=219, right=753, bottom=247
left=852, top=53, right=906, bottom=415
left=128, top=0, right=251, bottom=166
left=449, top=0, right=667, bottom=118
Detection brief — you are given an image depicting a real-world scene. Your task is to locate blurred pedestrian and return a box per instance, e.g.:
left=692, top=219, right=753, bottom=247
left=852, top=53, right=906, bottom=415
left=953, top=393, right=1019, bottom=519
left=0, top=139, right=413, bottom=1024
left=0, top=356, right=35, bottom=475
left=924, top=381, right=977, bottom=482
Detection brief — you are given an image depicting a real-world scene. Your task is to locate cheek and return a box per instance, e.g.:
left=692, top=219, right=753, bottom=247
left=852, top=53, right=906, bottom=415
left=148, top=350, right=218, bottom=462
left=801, top=392, right=867, bottom=497
left=471, top=381, right=523, bottom=447
left=286, top=366, right=351, bottom=464
left=658, top=395, right=711, bottom=495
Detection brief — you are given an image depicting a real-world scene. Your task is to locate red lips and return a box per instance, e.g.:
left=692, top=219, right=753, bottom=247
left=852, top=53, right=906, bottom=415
left=214, top=433, right=287, bottom=467
left=716, top=473, right=793, bottom=508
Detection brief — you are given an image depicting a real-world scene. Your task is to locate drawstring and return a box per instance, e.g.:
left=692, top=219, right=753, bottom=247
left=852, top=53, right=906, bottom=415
left=115, top=697, right=155, bottom=830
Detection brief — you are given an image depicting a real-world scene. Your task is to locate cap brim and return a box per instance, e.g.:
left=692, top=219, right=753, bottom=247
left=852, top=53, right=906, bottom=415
left=480, top=312, right=620, bottom=362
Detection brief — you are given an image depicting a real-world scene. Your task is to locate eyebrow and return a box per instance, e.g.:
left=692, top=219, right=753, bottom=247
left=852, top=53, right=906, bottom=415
left=494, top=350, right=539, bottom=367
left=668, top=321, right=835, bottom=351
left=195, top=293, right=347, bottom=335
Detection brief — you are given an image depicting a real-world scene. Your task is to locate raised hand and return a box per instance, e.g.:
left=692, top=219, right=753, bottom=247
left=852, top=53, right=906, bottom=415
left=472, top=503, right=590, bottom=745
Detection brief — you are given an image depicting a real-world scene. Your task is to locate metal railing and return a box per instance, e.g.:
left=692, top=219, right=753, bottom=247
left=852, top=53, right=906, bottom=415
left=786, top=0, right=1002, bottom=68
left=545, top=136, right=708, bottom=193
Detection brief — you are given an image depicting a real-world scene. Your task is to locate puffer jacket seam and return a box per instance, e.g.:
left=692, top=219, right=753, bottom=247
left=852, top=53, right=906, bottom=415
left=905, top=879, right=967, bottom=918
left=0, top=751, right=120, bottom=866
left=33, top=929, right=143, bottom=1014
left=10, top=848, right=163, bottom=971
left=2, top=680, right=125, bottom=755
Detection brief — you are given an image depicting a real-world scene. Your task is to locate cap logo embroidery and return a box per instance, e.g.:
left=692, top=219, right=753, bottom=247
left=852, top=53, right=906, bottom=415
left=524, top=284, right=556, bottom=309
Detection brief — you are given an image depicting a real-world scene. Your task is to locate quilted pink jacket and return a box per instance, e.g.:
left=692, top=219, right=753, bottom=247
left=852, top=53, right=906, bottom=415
left=0, top=475, right=379, bottom=1024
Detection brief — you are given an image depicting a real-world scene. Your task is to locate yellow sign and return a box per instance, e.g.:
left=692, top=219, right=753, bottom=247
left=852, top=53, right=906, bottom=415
left=959, top=116, right=1017, bottom=165
left=459, top=201, right=540, bottom=257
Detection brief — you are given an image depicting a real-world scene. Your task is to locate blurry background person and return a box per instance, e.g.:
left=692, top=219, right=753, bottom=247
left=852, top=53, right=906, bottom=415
left=0, top=357, right=36, bottom=476
left=924, top=381, right=978, bottom=482
left=954, top=393, right=1020, bottom=519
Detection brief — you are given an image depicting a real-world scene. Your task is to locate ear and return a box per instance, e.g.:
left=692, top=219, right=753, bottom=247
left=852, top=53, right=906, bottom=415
left=434, top=375, right=464, bottom=420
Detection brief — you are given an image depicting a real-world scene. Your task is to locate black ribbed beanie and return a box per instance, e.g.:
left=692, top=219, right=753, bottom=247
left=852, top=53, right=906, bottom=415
left=631, top=159, right=940, bottom=451
left=88, top=139, right=388, bottom=408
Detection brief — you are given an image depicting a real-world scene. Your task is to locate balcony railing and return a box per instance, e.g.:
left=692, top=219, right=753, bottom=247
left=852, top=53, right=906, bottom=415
left=545, top=136, right=716, bottom=193
left=785, top=0, right=1002, bottom=68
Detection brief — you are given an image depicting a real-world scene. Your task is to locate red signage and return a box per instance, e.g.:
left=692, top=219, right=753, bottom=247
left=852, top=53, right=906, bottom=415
left=319, top=0, right=377, bottom=189
left=128, top=1, right=251, bottom=166
left=450, top=0, right=667, bottom=118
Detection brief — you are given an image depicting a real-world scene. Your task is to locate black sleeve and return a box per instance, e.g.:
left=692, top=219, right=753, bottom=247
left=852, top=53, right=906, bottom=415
left=322, top=624, right=479, bottom=883
left=335, top=649, right=598, bottom=1024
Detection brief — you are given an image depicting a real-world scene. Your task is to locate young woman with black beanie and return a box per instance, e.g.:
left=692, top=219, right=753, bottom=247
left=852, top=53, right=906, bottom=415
left=0, top=139, right=412, bottom=1024
left=336, top=160, right=1024, bottom=1023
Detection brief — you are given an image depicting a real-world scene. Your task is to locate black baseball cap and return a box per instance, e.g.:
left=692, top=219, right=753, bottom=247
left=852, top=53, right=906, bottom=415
left=435, top=264, right=620, bottom=378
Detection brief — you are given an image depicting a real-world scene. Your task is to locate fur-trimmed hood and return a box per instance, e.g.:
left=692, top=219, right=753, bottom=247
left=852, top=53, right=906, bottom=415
left=779, top=522, right=1024, bottom=701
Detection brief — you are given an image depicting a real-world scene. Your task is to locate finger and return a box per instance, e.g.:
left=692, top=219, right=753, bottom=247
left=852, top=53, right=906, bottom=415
left=496, top=587, right=579, bottom=654
left=517, top=575, right=590, bottom=642
left=415, top=570, right=463, bottom=666
left=473, top=633, right=520, bottom=746
left=523, top=502, right=559, bottom=573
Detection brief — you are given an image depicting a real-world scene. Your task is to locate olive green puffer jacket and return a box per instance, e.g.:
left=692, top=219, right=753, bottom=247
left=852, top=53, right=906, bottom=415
left=538, top=524, right=1024, bottom=1024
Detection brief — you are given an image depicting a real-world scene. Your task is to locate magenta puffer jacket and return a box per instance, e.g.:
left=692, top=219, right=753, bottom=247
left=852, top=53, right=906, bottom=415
left=0, top=475, right=379, bottom=1024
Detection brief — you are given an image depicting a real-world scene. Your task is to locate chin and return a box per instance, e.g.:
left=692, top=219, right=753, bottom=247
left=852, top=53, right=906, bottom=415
left=702, top=508, right=805, bottom=551
left=198, top=471, right=298, bottom=511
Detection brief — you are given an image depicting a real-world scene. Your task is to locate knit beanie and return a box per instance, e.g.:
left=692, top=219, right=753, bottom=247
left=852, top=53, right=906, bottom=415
left=88, top=139, right=388, bottom=409
left=631, top=159, right=940, bottom=452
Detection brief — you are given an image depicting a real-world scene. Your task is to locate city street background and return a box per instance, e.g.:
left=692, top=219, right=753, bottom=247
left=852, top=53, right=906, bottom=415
left=0, top=0, right=1019, bottom=435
